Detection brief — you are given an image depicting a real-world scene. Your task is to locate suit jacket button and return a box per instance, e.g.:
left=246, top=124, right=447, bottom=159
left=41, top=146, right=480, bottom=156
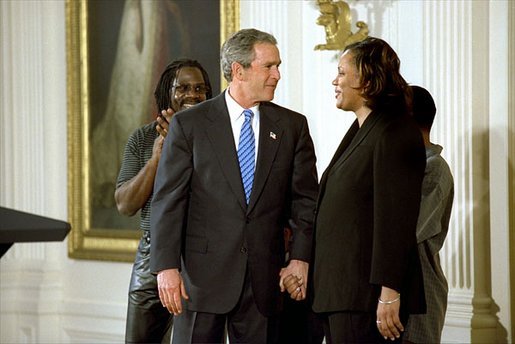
left=240, top=246, right=247, bottom=253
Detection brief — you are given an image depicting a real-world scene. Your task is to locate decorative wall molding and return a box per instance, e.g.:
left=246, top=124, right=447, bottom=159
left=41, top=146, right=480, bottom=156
left=489, top=0, right=515, bottom=341
left=422, top=1, right=501, bottom=342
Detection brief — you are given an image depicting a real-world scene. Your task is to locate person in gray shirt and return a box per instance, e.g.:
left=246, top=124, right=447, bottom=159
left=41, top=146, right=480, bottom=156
left=404, top=85, right=454, bottom=344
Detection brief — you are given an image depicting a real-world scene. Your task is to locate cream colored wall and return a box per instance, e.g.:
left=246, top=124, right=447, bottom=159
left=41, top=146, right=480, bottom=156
left=0, top=0, right=513, bottom=343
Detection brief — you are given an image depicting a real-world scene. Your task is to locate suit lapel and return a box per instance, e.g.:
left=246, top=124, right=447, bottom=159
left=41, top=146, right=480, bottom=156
left=328, top=111, right=380, bottom=176
left=247, top=104, right=282, bottom=213
left=318, top=119, right=359, bottom=203
left=204, top=93, right=248, bottom=211
left=319, top=119, right=359, bottom=185
left=318, top=112, right=381, bottom=203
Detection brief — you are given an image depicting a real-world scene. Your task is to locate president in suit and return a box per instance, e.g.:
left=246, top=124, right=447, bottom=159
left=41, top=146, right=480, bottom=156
left=150, top=28, right=318, bottom=343
left=311, top=37, right=426, bottom=343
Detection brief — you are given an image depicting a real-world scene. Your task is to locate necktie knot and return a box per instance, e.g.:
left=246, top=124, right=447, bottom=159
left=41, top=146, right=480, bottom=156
left=243, top=109, right=253, bottom=122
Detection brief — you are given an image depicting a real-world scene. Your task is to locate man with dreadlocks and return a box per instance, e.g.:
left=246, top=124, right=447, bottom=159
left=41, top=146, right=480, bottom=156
left=115, top=58, right=212, bottom=343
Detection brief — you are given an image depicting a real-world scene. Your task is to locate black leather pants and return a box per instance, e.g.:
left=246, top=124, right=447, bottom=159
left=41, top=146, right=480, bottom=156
left=125, top=231, right=173, bottom=343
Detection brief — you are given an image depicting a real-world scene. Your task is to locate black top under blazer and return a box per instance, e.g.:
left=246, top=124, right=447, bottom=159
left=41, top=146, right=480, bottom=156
left=312, top=110, right=427, bottom=315
left=150, top=91, right=318, bottom=317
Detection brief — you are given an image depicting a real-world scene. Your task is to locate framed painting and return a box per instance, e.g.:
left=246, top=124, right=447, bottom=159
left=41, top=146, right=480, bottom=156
left=66, top=0, right=239, bottom=262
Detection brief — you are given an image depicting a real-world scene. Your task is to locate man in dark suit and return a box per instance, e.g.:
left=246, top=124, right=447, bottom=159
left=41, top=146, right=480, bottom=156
left=150, top=28, right=318, bottom=343
left=311, top=37, right=426, bottom=343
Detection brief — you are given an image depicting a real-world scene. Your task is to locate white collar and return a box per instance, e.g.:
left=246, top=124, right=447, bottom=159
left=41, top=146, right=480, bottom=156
left=225, top=88, right=260, bottom=121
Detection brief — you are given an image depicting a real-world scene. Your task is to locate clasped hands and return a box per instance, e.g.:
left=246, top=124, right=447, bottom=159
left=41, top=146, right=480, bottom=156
left=279, top=259, right=308, bottom=301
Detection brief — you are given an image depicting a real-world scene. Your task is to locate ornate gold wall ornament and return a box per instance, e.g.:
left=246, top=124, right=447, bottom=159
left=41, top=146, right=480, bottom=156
left=314, top=0, right=369, bottom=51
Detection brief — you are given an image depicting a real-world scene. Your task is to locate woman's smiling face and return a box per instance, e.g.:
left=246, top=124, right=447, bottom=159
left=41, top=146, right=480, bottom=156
left=332, top=50, right=365, bottom=113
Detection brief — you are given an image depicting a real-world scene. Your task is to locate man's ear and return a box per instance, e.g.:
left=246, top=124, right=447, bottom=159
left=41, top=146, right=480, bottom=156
left=232, top=62, right=244, bottom=81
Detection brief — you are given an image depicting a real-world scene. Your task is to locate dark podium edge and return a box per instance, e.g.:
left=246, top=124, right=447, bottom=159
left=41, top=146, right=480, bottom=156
left=0, top=207, right=71, bottom=257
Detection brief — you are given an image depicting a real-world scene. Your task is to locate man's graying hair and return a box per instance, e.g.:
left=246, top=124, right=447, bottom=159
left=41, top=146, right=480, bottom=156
left=221, top=28, right=277, bottom=82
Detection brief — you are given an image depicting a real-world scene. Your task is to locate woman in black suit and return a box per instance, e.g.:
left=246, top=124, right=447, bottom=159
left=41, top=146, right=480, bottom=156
left=311, top=37, right=427, bottom=343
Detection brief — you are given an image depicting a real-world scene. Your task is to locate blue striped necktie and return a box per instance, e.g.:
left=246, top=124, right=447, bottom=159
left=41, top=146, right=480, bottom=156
left=238, top=109, right=255, bottom=204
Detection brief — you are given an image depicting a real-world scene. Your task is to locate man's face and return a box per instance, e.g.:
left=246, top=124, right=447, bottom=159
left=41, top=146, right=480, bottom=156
left=240, top=43, right=281, bottom=104
left=332, top=51, right=365, bottom=112
left=170, top=66, right=208, bottom=116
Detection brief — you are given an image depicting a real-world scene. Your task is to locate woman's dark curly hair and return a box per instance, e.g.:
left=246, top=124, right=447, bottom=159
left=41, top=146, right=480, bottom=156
left=344, top=37, right=412, bottom=114
left=154, top=58, right=212, bottom=111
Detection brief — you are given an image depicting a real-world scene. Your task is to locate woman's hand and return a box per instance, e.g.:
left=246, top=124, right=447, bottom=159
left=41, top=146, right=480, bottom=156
left=376, top=286, right=403, bottom=340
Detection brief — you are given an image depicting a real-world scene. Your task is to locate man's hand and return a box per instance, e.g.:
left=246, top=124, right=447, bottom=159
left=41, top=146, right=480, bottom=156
left=151, top=135, right=165, bottom=164
left=157, top=268, right=189, bottom=315
left=150, top=108, right=174, bottom=169
left=156, top=108, right=174, bottom=137
left=279, top=259, right=309, bottom=300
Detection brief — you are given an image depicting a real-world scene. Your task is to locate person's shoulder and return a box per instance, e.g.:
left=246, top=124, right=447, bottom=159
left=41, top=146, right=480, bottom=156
left=141, top=120, right=158, bottom=132
left=379, top=110, right=415, bottom=126
left=427, top=147, right=453, bottom=179
left=374, top=111, right=417, bottom=136
left=127, top=120, right=157, bottom=141
left=424, top=145, right=453, bottom=189
left=260, top=102, right=307, bottom=125
left=373, top=113, right=425, bottom=156
left=261, top=101, right=302, bottom=115
left=365, top=110, right=406, bottom=135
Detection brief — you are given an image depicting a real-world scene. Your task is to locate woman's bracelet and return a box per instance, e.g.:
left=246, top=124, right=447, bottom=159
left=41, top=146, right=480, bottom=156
left=378, top=294, right=400, bottom=304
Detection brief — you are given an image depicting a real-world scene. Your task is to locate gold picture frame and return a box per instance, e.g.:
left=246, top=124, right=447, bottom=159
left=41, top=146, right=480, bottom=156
left=66, top=0, right=239, bottom=262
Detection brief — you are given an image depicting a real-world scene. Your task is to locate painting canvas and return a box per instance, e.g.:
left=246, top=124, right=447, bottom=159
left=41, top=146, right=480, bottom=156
left=89, top=0, right=221, bottom=230
left=67, top=0, right=238, bottom=261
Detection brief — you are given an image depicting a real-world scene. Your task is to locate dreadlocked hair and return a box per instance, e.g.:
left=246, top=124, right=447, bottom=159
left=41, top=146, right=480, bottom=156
left=154, top=58, right=213, bottom=111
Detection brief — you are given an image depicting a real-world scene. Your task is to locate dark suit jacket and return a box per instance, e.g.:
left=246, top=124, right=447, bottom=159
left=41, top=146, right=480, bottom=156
left=312, top=110, right=426, bottom=315
left=150, top=92, right=318, bottom=317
